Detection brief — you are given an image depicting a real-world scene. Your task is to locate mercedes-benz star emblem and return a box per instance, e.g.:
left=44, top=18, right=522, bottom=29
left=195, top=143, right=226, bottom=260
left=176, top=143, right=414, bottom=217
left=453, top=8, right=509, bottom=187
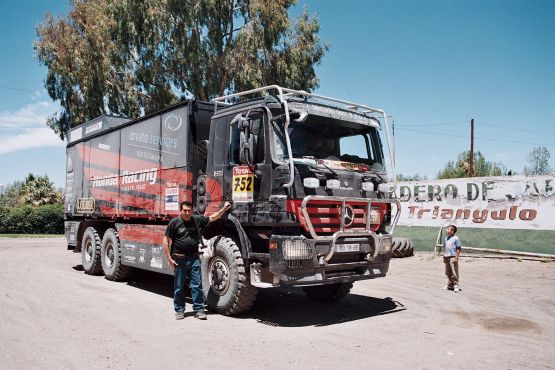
left=343, top=205, right=355, bottom=227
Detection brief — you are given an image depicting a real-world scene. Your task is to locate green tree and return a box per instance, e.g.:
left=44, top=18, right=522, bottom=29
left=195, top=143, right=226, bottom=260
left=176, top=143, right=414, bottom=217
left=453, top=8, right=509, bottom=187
left=437, top=151, right=506, bottom=179
left=17, top=174, right=62, bottom=206
left=523, top=146, right=552, bottom=176
left=0, top=181, right=23, bottom=208
left=35, top=0, right=327, bottom=139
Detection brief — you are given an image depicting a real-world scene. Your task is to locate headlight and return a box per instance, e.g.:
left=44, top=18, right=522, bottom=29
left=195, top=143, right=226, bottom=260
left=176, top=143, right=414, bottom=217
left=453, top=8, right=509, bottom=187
left=303, top=177, right=320, bottom=188
left=362, top=182, right=374, bottom=192
left=378, top=183, right=394, bottom=193
left=282, top=239, right=313, bottom=260
left=326, top=179, right=340, bottom=189
left=379, top=236, right=392, bottom=254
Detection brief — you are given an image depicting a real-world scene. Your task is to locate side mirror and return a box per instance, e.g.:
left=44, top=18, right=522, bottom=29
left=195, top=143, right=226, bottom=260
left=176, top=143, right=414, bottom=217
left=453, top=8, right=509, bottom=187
left=238, top=117, right=254, bottom=164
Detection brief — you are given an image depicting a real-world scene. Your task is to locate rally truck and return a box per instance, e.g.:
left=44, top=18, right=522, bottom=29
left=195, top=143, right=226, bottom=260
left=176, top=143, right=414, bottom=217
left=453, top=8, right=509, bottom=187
left=64, top=85, right=400, bottom=315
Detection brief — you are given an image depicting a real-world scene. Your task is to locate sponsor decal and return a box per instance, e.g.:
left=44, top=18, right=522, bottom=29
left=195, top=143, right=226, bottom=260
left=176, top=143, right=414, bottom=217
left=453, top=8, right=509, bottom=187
left=98, top=143, right=110, bottom=151
left=293, top=103, right=377, bottom=126
left=91, top=168, right=158, bottom=188
left=76, top=198, right=95, bottom=213
left=128, top=131, right=178, bottom=149
left=165, top=187, right=179, bottom=211
left=150, top=246, right=163, bottom=269
left=139, top=248, right=146, bottom=263
left=164, top=114, right=183, bottom=131
left=316, top=159, right=368, bottom=173
left=232, top=166, right=254, bottom=202
left=214, top=170, right=223, bottom=177
left=85, top=120, right=103, bottom=134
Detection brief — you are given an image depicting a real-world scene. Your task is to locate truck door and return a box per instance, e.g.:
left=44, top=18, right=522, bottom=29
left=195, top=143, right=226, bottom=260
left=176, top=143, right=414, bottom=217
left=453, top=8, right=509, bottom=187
left=226, top=109, right=271, bottom=222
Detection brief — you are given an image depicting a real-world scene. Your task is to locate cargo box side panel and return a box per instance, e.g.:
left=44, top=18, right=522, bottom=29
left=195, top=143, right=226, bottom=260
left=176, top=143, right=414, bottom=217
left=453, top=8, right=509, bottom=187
left=86, top=132, right=121, bottom=217
left=120, top=116, right=163, bottom=217
left=117, top=223, right=172, bottom=275
left=159, top=107, right=192, bottom=216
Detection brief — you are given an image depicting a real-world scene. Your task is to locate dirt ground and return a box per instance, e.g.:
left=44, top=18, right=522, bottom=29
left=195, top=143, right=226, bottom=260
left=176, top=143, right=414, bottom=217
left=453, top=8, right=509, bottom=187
left=0, top=237, right=553, bottom=369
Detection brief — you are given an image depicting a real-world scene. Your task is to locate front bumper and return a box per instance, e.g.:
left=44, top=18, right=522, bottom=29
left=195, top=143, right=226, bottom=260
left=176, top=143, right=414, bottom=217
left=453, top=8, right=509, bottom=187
left=269, top=232, right=393, bottom=286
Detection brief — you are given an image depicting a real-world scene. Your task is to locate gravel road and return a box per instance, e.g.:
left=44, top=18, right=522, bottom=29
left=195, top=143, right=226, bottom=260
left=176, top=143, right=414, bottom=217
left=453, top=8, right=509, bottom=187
left=0, top=237, right=553, bottom=369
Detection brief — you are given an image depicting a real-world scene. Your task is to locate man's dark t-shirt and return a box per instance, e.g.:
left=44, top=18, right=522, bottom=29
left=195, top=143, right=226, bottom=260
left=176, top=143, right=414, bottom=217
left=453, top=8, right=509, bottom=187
left=165, top=215, right=209, bottom=255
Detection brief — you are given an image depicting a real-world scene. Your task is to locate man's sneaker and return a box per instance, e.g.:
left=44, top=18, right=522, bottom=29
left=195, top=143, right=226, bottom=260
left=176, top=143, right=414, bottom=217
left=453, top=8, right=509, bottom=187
left=441, top=285, right=453, bottom=291
left=454, top=285, right=460, bottom=293
left=175, top=311, right=185, bottom=320
left=194, top=311, right=207, bottom=320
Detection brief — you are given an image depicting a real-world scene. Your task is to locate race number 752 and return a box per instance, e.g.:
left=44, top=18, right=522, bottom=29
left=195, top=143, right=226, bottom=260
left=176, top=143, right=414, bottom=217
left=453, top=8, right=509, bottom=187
left=233, top=175, right=253, bottom=192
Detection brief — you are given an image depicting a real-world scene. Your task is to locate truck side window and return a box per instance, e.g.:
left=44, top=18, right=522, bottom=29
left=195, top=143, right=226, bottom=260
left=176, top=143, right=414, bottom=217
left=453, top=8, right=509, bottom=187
left=230, top=114, right=265, bottom=164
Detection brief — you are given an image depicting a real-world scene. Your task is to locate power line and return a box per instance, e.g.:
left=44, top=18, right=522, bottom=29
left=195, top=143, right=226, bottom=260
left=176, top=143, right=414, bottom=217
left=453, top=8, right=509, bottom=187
left=397, top=122, right=463, bottom=127
left=0, top=84, right=35, bottom=93
left=475, top=120, right=548, bottom=137
left=396, top=127, right=555, bottom=148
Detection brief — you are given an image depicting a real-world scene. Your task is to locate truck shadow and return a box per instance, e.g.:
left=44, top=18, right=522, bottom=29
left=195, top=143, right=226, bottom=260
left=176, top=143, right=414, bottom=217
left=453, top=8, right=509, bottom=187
left=241, top=287, right=405, bottom=327
left=113, top=269, right=405, bottom=327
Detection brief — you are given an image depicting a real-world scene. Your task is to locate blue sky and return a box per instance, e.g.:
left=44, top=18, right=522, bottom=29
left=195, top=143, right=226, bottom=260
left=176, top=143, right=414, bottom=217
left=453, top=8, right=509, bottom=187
left=0, top=0, right=554, bottom=188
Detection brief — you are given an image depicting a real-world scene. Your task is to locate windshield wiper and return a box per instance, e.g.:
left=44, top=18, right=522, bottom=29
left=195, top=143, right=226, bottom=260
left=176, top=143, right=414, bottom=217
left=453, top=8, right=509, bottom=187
left=301, top=156, right=338, bottom=176
left=364, top=167, right=385, bottom=182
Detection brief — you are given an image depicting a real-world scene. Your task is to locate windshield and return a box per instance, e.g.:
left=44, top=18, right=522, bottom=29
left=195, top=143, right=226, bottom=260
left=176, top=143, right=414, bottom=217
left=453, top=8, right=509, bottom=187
left=271, top=116, right=385, bottom=171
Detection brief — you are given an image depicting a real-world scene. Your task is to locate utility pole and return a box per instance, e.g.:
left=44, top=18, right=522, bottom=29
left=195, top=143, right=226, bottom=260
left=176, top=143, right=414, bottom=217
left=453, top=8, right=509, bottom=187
left=469, top=118, right=474, bottom=177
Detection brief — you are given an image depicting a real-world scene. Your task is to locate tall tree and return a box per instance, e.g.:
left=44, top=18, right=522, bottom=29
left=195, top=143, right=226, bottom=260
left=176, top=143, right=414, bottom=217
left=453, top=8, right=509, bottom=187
left=437, top=151, right=506, bottom=179
left=18, top=174, right=62, bottom=206
left=523, top=146, right=552, bottom=176
left=35, top=0, right=327, bottom=139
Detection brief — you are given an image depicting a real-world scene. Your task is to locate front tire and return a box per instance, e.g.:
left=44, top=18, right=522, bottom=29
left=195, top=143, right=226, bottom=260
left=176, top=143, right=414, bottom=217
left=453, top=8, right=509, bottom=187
left=303, top=282, right=353, bottom=302
left=201, top=236, right=257, bottom=315
left=100, top=228, right=131, bottom=281
left=81, top=227, right=102, bottom=275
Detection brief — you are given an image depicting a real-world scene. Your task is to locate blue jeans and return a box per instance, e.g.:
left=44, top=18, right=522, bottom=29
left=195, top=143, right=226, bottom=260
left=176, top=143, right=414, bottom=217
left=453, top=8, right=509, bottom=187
left=173, top=257, right=204, bottom=312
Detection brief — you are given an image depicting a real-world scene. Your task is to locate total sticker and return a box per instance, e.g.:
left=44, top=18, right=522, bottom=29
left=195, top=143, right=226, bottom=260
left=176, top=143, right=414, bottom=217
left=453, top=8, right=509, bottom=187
left=232, top=166, right=254, bottom=202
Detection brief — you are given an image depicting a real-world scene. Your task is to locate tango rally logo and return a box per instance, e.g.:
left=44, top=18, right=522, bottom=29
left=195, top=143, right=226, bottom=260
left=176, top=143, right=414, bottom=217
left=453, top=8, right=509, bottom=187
left=91, top=168, right=158, bottom=187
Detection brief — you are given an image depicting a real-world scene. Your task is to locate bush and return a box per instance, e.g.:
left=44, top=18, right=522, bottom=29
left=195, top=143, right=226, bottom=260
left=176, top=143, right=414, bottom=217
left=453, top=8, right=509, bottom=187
left=0, top=204, right=64, bottom=234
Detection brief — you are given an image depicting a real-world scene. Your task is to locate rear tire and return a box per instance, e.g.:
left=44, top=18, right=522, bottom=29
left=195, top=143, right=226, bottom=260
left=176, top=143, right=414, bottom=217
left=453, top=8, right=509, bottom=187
left=392, top=237, right=414, bottom=258
left=303, top=282, right=353, bottom=302
left=81, top=227, right=102, bottom=275
left=201, top=236, right=257, bottom=315
left=101, top=228, right=131, bottom=281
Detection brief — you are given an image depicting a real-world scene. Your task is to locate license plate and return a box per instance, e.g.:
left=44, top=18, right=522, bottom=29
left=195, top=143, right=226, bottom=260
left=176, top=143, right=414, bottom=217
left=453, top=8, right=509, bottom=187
left=336, top=243, right=360, bottom=253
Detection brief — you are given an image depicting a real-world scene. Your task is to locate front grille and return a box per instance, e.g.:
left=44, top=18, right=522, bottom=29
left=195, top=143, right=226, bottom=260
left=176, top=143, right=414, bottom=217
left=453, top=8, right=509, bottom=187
left=287, top=196, right=393, bottom=240
left=300, top=200, right=382, bottom=237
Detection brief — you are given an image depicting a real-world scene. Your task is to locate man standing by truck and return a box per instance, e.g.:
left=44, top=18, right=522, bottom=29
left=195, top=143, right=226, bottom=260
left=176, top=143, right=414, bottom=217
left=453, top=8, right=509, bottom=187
left=163, top=201, right=232, bottom=320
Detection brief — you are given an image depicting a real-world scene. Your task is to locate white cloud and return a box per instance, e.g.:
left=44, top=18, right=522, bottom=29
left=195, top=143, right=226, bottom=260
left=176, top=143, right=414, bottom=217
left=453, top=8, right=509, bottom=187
left=0, top=101, right=64, bottom=155
left=0, top=127, right=64, bottom=155
left=0, top=101, right=58, bottom=129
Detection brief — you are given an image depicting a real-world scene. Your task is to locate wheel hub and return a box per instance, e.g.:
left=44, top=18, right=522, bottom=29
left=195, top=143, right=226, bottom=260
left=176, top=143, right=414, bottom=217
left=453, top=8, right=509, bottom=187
left=208, top=257, right=230, bottom=296
left=85, top=240, right=93, bottom=263
left=104, top=242, right=114, bottom=268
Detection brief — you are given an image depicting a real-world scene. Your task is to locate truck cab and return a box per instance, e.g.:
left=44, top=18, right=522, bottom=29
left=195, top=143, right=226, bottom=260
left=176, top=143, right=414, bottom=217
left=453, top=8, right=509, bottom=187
left=199, top=86, right=399, bottom=312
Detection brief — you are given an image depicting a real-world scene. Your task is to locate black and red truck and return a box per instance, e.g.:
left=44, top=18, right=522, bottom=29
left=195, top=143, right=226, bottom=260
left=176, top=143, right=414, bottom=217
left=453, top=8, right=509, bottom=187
left=64, top=85, right=400, bottom=315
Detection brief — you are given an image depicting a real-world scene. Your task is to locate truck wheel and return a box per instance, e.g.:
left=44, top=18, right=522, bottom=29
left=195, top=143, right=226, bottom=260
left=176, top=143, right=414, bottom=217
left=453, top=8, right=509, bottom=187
left=101, top=228, right=131, bottom=281
left=392, top=237, right=414, bottom=258
left=201, top=236, right=257, bottom=315
left=302, top=282, right=353, bottom=302
left=81, top=227, right=102, bottom=275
